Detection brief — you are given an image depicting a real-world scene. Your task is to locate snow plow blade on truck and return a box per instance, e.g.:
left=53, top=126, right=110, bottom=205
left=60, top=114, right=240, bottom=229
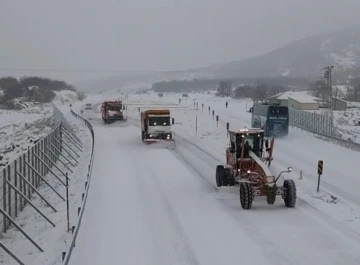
left=140, top=109, right=175, bottom=148
left=101, top=101, right=126, bottom=124
left=216, top=128, right=296, bottom=210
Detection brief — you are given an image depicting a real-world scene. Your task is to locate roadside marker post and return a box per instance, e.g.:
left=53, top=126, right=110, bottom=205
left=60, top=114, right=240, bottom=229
left=317, top=160, right=323, bottom=192
left=195, top=117, right=198, bottom=137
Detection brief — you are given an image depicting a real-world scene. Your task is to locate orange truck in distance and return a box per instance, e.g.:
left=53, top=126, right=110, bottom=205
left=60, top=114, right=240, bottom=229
left=101, top=101, right=125, bottom=124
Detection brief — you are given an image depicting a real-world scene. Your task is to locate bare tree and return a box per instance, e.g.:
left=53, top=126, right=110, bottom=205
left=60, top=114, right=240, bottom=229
left=309, top=80, right=329, bottom=102
left=346, top=78, right=360, bottom=102
left=216, top=81, right=232, bottom=97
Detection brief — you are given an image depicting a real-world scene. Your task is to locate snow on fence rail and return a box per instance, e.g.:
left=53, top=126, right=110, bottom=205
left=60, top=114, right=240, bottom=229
left=61, top=109, right=94, bottom=265
left=0, top=106, right=85, bottom=265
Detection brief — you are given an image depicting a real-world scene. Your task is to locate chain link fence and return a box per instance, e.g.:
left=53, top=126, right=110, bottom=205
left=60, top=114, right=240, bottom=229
left=289, top=108, right=334, bottom=136
left=0, top=105, right=86, bottom=265
left=289, top=108, right=360, bottom=151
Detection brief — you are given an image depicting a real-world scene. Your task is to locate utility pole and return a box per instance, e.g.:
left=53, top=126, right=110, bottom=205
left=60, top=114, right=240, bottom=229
left=323, top=65, right=334, bottom=133
left=323, top=65, right=334, bottom=106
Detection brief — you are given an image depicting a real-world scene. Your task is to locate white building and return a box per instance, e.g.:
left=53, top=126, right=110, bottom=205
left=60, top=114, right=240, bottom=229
left=267, top=91, right=320, bottom=110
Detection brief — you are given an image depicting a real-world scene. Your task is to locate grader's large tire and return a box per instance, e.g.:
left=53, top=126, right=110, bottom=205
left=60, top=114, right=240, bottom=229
left=216, top=165, right=225, bottom=187
left=239, top=183, right=253, bottom=209
left=283, top=179, right=296, bottom=208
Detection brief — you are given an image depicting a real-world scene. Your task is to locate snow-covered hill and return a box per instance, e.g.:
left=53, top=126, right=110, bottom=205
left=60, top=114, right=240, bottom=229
left=199, top=24, right=360, bottom=78
left=0, top=89, right=86, bottom=168
left=75, top=24, right=360, bottom=92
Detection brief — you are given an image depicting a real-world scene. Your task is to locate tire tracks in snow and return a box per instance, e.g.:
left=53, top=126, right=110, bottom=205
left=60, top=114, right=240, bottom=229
left=172, top=136, right=298, bottom=265
left=127, top=145, right=200, bottom=265
left=127, top=106, right=360, bottom=263
left=125, top=116, right=296, bottom=264
left=173, top=134, right=360, bottom=264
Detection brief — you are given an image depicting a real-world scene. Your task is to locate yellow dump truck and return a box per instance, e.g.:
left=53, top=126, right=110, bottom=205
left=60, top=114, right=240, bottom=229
left=140, top=109, right=174, bottom=141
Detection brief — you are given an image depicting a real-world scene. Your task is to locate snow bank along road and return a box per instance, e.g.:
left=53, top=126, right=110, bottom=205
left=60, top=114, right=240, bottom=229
left=69, top=110, right=360, bottom=265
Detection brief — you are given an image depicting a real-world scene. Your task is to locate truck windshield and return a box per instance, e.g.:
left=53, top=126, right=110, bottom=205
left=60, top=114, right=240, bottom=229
left=108, top=106, right=121, bottom=111
left=149, top=117, right=170, bottom=126
left=268, top=106, right=288, bottom=117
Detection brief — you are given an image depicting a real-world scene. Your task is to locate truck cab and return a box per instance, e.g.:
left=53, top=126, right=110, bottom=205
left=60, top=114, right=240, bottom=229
left=101, top=101, right=125, bottom=123
left=141, top=109, right=174, bottom=140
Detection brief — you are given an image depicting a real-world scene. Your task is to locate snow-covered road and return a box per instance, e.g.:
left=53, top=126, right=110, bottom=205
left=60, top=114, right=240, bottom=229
left=69, top=107, right=360, bottom=265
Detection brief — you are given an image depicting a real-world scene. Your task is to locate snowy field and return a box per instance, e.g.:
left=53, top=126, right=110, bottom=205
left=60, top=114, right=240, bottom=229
left=0, top=90, right=79, bottom=168
left=63, top=91, right=360, bottom=265
left=0, top=104, right=53, bottom=167
left=333, top=108, right=360, bottom=142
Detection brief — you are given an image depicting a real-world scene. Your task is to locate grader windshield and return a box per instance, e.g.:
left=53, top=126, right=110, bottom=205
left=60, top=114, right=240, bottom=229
left=235, top=130, right=264, bottom=157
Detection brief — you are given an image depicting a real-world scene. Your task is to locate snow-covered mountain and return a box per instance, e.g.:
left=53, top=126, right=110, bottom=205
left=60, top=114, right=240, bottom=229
left=76, top=24, right=360, bottom=92
left=199, top=24, right=360, bottom=78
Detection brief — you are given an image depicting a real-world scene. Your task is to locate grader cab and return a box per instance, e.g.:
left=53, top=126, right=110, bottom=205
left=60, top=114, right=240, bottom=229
left=216, top=128, right=296, bottom=209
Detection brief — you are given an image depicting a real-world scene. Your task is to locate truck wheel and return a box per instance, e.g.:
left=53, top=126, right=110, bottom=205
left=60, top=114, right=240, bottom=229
left=283, top=179, right=296, bottom=208
left=239, top=182, right=253, bottom=209
left=216, top=165, right=225, bottom=187
left=141, top=132, right=145, bottom=141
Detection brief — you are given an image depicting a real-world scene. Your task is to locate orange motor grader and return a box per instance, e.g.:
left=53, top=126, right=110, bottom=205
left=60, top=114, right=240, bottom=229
left=216, top=128, right=296, bottom=210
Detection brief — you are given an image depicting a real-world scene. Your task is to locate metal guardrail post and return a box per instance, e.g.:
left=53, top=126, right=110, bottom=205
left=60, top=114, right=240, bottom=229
left=39, top=150, right=69, bottom=180
left=53, top=137, right=79, bottom=163
left=45, top=146, right=73, bottom=173
left=50, top=143, right=76, bottom=167
left=61, top=122, right=83, bottom=146
left=5, top=180, right=55, bottom=227
left=61, top=131, right=83, bottom=152
left=25, top=161, right=65, bottom=201
left=33, top=153, right=67, bottom=187
left=55, top=137, right=80, bottom=158
left=0, top=241, right=25, bottom=265
left=16, top=171, right=57, bottom=212
left=61, top=128, right=83, bottom=150
left=0, top=208, right=44, bottom=252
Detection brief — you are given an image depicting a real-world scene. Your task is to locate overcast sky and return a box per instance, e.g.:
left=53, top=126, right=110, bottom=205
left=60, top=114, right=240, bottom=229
left=1, top=0, right=360, bottom=82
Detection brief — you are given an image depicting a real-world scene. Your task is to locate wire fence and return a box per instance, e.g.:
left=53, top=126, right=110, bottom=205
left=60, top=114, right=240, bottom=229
left=289, top=108, right=334, bottom=136
left=289, top=108, right=360, bottom=151
left=0, top=105, right=89, bottom=265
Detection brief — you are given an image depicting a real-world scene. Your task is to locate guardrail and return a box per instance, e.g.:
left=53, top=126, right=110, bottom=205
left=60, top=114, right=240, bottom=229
left=0, top=106, right=85, bottom=265
left=61, top=109, right=95, bottom=265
